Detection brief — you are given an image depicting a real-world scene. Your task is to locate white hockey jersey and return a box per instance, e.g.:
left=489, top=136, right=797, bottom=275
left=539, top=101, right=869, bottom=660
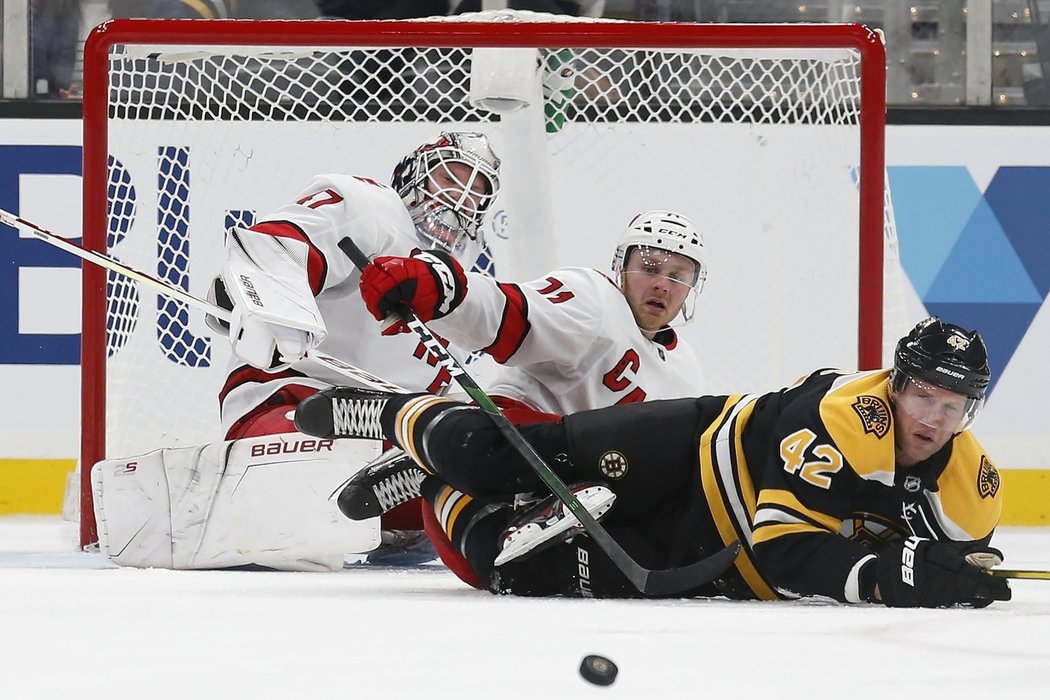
left=428, top=267, right=705, bottom=415
left=219, top=173, right=485, bottom=436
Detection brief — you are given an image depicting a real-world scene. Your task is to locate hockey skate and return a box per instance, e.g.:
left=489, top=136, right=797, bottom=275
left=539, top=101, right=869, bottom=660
left=336, top=451, right=427, bottom=521
left=362, top=528, right=438, bottom=567
left=294, top=386, right=394, bottom=439
left=493, top=483, right=616, bottom=567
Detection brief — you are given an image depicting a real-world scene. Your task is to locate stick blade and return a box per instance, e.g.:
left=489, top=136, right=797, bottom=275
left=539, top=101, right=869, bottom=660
left=641, top=540, right=742, bottom=597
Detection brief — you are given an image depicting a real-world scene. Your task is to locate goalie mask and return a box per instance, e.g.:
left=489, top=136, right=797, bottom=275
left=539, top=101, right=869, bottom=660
left=392, top=132, right=501, bottom=267
left=611, top=210, right=708, bottom=325
left=890, top=317, right=990, bottom=433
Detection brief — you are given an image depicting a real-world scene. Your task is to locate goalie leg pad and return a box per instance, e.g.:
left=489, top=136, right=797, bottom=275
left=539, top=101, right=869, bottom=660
left=92, top=434, right=383, bottom=571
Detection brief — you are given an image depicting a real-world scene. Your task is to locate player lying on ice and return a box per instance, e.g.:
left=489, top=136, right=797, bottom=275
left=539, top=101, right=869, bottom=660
left=295, top=317, right=1013, bottom=607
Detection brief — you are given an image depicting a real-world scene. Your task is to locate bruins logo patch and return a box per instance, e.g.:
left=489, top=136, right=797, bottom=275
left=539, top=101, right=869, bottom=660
left=598, top=451, right=628, bottom=479
left=840, top=511, right=907, bottom=547
left=852, top=395, right=890, bottom=439
left=978, top=455, right=1000, bottom=498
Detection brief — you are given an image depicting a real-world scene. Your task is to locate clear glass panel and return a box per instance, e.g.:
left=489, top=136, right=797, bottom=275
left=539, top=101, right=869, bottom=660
left=5, top=1, right=1050, bottom=107
left=993, top=0, right=1050, bottom=105
left=612, top=0, right=1050, bottom=107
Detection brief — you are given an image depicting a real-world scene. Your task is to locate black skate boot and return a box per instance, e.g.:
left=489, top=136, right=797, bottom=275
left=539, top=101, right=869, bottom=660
left=295, top=386, right=394, bottom=439
left=494, top=483, right=616, bottom=566
left=336, top=451, right=427, bottom=521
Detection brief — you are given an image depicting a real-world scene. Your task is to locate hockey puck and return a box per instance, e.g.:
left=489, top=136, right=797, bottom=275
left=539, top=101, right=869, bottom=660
left=579, top=654, right=618, bottom=686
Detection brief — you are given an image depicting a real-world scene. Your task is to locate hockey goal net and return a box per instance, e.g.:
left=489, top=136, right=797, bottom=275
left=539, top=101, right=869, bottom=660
left=79, top=11, right=901, bottom=546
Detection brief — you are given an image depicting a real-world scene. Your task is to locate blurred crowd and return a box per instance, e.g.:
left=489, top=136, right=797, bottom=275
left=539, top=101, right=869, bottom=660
left=22, top=0, right=1050, bottom=106
left=29, top=1, right=606, bottom=99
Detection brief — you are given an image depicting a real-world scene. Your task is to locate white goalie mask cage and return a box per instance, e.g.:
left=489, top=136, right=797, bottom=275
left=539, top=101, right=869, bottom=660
left=611, top=210, right=709, bottom=324
left=391, top=131, right=501, bottom=266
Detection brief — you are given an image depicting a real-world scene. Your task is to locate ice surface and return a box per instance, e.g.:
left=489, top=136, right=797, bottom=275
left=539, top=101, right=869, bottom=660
left=1, top=517, right=1048, bottom=699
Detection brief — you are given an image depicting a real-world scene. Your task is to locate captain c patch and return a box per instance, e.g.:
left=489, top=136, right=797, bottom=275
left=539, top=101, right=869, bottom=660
left=977, top=455, right=1000, bottom=498
left=852, top=395, right=891, bottom=439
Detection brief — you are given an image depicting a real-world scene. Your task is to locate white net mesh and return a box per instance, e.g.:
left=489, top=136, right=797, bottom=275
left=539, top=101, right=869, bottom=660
left=83, top=13, right=901, bottom=540
left=108, top=44, right=862, bottom=124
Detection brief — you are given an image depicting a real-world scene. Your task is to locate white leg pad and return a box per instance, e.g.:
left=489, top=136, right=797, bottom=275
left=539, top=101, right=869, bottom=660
left=91, top=434, right=382, bottom=571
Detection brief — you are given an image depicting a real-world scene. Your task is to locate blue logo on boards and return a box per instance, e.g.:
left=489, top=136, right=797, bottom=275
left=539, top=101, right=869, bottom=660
left=0, top=145, right=82, bottom=364
left=888, top=166, right=1050, bottom=394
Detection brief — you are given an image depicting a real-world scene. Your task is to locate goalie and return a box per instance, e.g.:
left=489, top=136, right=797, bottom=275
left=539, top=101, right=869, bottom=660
left=91, top=132, right=501, bottom=571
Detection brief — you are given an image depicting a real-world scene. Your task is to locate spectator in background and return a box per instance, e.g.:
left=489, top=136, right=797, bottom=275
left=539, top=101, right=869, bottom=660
left=107, top=1, right=321, bottom=19
left=316, top=1, right=604, bottom=18
left=108, top=0, right=232, bottom=18
left=31, top=0, right=82, bottom=99
left=237, top=0, right=322, bottom=18
left=318, top=1, right=448, bottom=18
left=450, top=0, right=603, bottom=15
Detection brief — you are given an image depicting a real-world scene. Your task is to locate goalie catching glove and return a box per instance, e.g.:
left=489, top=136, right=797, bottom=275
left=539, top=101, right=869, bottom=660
left=359, top=249, right=467, bottom=335
left=874, top=537, right=1011, bottom=608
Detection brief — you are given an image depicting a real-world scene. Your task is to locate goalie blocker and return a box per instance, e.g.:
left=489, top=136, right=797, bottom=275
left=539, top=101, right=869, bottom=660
left=91, top=433, right=382, bottom=571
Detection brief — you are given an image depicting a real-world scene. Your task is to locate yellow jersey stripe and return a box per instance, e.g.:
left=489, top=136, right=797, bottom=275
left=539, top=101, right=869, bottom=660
left=731, top=398, right=759, bottom=516
left=699, top=395, right=781, bottom=600
left=444, top=492, right=473, bottom=534
left=433, top=484, right=454, bottom=519
left=752, top=521, right=829, bottom=545
left=395, top=395, right=449, bottom=469
left=757, top=488, right=842, bottom=532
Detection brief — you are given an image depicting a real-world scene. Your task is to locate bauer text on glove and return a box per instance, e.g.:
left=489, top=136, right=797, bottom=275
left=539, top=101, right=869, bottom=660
left=872, top=537, right=1011, bottom=608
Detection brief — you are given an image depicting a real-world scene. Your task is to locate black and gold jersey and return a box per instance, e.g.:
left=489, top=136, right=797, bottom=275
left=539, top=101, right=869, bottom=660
left=695, top=368, right=1002, bottom=603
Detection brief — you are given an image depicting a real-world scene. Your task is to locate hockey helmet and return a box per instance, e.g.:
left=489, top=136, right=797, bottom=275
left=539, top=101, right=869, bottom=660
left=391, top=131, right=501, bottom=266
left=890, top=317, right=990, bottom=432
left=611, top=210, right=708, bottom=323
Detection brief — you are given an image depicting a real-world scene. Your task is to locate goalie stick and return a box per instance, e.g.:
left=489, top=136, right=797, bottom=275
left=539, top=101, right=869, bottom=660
left=337, top=236, right=742, bottom=597
left=0, top=207, right=405, bottom=394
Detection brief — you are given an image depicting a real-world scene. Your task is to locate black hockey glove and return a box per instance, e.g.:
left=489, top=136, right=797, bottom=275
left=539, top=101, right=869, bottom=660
left=875, top=537, right=1011, bottom=608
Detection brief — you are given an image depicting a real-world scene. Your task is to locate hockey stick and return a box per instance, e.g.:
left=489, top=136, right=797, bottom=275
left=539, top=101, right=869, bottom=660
left=0, top=207, right=405, bottom=393
left=338, top=236, right=741, bottom=597
left=988, top=569, right=1050, bottom=580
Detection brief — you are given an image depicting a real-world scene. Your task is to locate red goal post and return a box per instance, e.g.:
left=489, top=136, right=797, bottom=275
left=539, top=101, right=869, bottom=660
left=80, top=12, right=895, bottom=547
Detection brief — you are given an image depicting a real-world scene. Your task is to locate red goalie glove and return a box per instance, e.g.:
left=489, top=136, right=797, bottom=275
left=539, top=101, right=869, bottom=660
left=359, top=249, right=468, bottom=335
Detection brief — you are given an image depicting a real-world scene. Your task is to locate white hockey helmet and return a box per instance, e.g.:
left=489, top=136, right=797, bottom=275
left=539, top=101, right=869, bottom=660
left=611, top=210, right=708, bottom=323
left=391, top=131, right=501, bottom=266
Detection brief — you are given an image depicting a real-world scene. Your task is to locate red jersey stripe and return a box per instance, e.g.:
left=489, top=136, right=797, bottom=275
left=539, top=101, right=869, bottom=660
left=249, top=220, right=328, bottom=295
left=482, top=282, right=530, bottom=364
